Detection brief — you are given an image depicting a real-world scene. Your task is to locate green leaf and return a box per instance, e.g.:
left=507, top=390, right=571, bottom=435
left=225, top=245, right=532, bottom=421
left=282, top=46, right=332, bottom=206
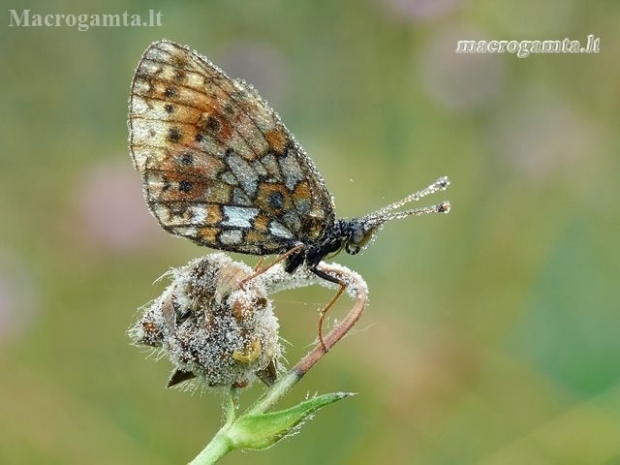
left=227, top=392, right=354, bottom=450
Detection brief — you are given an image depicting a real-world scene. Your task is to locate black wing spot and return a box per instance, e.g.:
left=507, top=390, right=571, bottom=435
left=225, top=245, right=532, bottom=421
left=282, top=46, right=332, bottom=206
left=208, top=116, right=221, bottom=131
left=164, top=104, right=175, bottom=114
left=267, top=191, right=285, bottom=210
left=164, top=87, right=177, bottom=98
left=180, top=152, right=194, bottom=166
left=179, top=180, right=193, bottom=193
left=167, top=127, right=182, bottom=142
left=199, top=114, right=221, bottom=134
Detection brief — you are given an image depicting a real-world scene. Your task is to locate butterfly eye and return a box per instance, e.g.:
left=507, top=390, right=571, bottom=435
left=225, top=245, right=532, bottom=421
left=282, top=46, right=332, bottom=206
left=344, top=221, right=373, bottom=255
left=345, top=243, right=362, bottom=255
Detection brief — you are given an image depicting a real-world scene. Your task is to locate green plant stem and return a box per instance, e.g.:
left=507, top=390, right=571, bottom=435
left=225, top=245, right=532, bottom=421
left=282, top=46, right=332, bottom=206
left=188, top=429, right=233, bottom=465
left=224, top=388, right=238, bottom=424
left=247, top=368, right=301, bottom=416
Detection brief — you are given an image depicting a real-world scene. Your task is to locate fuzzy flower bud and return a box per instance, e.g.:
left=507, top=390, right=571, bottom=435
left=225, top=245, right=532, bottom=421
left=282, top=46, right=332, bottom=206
left=129, top=253, right=280, bottom=389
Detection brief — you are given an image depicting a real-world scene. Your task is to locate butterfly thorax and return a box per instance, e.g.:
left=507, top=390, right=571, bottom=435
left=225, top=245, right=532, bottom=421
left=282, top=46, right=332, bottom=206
left=283, top=217, right=376, bottom=276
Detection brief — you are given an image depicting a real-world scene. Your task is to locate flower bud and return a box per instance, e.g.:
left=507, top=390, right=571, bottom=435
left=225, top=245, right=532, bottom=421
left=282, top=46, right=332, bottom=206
left=129, top=253, right=280, bottom=389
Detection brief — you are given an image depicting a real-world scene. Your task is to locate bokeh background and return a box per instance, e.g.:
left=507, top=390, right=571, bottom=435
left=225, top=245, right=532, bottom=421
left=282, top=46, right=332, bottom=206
left=1, top=1, right=619, bottom=464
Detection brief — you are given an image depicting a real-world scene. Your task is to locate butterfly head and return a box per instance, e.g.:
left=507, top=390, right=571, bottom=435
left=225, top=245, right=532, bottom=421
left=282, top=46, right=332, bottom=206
left=342, top=218, right=378, bottom=255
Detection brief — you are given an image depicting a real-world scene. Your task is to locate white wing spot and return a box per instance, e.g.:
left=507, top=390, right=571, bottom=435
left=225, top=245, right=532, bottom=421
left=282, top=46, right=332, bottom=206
left=188, top=205, right=208, bottom=223
left=222, top=206, right=259, bottom=228
left=173, top=226, right=198, bottom=237
left=269, top=220, right=294, bottom=239
left=220, top=229, right=243, bottom=245
left=227, top=153, right=258, bottom=196
left=279, top=153, right=304, bottom=190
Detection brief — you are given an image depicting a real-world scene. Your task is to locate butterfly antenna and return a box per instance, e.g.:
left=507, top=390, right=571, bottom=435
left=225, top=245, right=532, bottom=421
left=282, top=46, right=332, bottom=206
left=364, top=176, right=451, bottom=228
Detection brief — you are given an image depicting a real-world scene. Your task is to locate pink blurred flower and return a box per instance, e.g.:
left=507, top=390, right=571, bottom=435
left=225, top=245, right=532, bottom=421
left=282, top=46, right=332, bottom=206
left=76, top=159, right=161, bottom=251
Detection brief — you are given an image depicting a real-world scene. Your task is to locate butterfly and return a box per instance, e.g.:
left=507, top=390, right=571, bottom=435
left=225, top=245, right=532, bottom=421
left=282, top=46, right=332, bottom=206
left=128, top=40, right=450, bottom=293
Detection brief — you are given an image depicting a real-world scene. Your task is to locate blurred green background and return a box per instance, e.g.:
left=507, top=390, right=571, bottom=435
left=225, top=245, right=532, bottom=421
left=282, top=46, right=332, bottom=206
left=1, top=0, right=619, bottom=464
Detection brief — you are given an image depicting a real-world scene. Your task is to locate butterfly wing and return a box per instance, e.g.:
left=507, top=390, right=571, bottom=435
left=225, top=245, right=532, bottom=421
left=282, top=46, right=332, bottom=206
left=129, top=40, right=335, bottom=255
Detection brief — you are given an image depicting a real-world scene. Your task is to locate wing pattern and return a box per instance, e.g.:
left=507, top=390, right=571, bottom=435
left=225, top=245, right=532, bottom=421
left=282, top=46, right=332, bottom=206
left=129, top=40, right=335, bottom=255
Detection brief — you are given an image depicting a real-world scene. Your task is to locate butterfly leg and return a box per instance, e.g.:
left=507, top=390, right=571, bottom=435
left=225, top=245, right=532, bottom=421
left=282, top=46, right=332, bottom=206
left=253, top=257, right=265, bottom=272
left=310, top=266, right=346, bottom=352
left=240, top=244, right=305, bottom=287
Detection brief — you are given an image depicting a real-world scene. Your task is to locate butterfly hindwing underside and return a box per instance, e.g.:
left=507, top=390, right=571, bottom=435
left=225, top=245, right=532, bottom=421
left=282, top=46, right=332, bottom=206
left=128, top=40, right=335, bottom=256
